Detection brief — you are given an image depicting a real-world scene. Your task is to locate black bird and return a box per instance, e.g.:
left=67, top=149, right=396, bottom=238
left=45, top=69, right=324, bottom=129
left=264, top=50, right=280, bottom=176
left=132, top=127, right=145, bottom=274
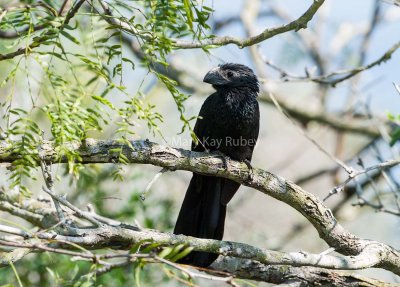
left=173, top=63, right=260, bottom=267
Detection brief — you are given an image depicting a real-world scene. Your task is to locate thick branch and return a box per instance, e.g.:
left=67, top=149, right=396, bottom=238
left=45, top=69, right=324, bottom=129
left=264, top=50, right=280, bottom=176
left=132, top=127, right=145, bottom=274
left=213, top=257, right=398, bottom=287
left=257, top=94, right=382, bottom=137
left=1, top=139, right=400, bottom=275
left=0, top=202, right=395, bottom=285
left=0, top=222, right=393, bottom=285
left=0, top=211, right=385, bottom=273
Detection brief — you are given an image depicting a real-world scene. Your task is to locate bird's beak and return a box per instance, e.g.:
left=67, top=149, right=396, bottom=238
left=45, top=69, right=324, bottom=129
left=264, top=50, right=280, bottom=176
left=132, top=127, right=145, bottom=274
left=203, top=67, right=227, bottom=85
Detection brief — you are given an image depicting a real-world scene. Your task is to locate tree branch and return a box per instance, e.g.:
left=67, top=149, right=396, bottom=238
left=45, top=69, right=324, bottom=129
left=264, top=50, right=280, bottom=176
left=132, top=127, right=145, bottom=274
left=0, top=194, right=396, bottom=285
left=213, top=257, right=398, bottom=287
left=171, top=0, right=325, bottom=49
left=257, top=93, right=383, bottom=137
left=263, top=41, right=400, bottom=87
left=1, top=138, right=400, bottom=276
left=98, top=0, right=325, bottom=49
left=0, top=222, right=385, bottom=272
left=0, top=0, right=86, bottom=61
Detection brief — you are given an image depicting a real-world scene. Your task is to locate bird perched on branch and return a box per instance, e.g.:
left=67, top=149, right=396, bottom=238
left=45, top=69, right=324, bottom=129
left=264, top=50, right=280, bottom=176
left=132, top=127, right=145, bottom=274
left=174, top=63, right=260, bottom=267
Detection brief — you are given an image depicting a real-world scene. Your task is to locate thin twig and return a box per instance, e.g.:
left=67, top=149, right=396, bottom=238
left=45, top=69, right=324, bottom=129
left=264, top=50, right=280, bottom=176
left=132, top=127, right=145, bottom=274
left=0, top=224, right=30, bottom=238
left=58, top=0, right=71, bottom=16
left=268, top=92, right=354, bottom=174
left=171, top=0, right=325, bottom=49
left=155, top=256, right=239, bottom=286
left=264, top=41, right=400, bottom=86
left=42, top=186, right=102, bottom=227
left=324, top=158, right=400, bottom=201
left=39, top=160, right=65, bottom=223
left=0, top=0, right=86, bottom=60
left=141, top=168, right=168, bottom=200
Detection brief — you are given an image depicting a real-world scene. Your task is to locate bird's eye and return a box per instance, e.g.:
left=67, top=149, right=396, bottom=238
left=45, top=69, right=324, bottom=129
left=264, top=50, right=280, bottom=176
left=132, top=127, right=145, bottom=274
left=227, top=71, right=233, bottom=78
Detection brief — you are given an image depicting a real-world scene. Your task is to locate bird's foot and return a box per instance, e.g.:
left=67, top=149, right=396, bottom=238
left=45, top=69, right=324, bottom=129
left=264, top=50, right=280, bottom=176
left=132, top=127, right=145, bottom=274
left=214, top=151, right=228, bottom=169
left=243, top=159, right=253, bottom=182
left=243, top=159, right=253, bottom=170
left=221, top=156, right=228, bottom=170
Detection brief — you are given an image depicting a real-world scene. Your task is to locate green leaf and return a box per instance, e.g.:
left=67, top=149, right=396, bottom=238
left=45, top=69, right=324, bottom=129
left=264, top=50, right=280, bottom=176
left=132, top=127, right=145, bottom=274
left=158, top=247, right=173, bottom=259
left=60, top=30, right=81, bottom=45
left=390, top=128, right=400, bottom=146
left=183, top=0, right=194, bottom=30
left=92, top=96, right=115, bottom=110
left=170, top=246, right=194, bottom=262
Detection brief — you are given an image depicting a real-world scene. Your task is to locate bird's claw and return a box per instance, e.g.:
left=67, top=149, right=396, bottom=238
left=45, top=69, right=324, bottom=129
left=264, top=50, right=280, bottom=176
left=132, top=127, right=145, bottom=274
left=243, top=159, right=253, bottom=182
left=221, top=156, right=228, bottom=170
left=243, top=159, right=253, bottom=170
left=215, top=151, right=228, bottom=169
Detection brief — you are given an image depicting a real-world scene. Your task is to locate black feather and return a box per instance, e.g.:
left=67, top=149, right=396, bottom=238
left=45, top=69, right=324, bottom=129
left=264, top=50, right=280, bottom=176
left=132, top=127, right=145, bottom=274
left=173, top=63, right=260, bottom=267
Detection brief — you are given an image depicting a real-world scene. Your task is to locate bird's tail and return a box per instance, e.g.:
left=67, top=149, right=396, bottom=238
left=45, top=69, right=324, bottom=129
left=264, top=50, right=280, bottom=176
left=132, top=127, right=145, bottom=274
left=173, top=174, right=229, bottom=267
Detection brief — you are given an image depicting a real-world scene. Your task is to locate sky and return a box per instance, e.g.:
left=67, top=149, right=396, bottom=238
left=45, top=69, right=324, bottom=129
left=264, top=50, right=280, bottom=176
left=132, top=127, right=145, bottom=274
left=204, top=0, right=400, bottom=114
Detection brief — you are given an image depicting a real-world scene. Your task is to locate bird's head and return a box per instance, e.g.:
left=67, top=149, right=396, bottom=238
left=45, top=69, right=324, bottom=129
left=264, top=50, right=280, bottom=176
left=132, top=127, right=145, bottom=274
left=203, top=63, right=259, bottom=93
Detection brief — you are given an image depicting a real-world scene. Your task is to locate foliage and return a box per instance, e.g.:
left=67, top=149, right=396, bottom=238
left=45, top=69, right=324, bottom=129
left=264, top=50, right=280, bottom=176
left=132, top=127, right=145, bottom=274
left=0, top=0, right=213, bottom=285
left=0, top=0, right=212, bottom=192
